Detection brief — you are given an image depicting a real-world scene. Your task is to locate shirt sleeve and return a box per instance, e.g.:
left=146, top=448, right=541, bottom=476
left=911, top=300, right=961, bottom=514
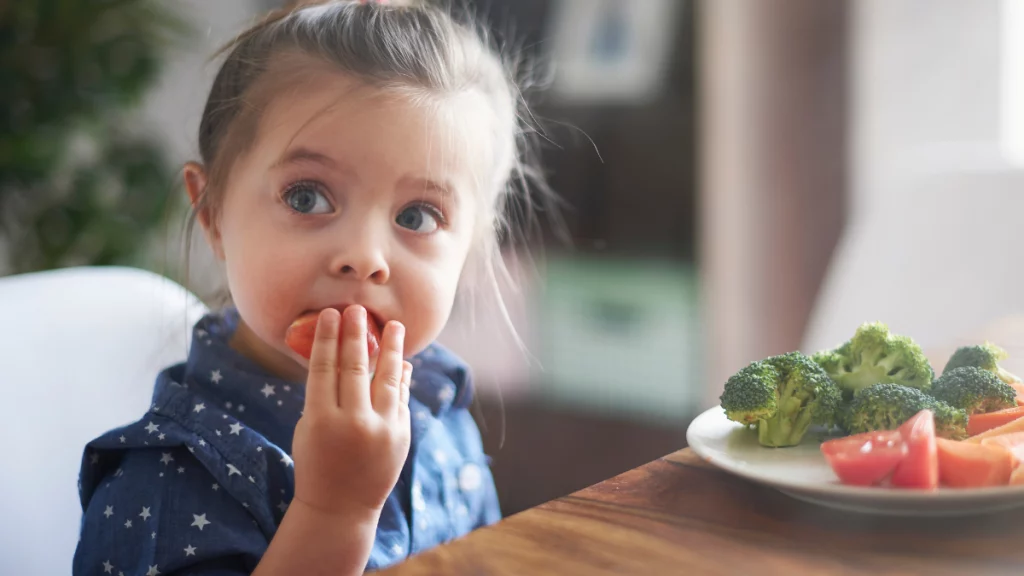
left=74, top=446, right=267, bottom=576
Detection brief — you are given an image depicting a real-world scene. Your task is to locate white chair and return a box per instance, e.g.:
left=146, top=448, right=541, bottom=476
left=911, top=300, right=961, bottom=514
left=0, top=266, right=208, bottom=576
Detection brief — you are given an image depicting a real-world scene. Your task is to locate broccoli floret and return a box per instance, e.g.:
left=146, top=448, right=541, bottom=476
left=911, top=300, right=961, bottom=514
left=720, top=352, right=842, bottom=448
left=843, top=383, right=968, bottom=440
left=943, top=343, right=1021, bottom=385
left=811, top=321, right=934, bottom=401
left=930, top=366, right=1017, bottom=415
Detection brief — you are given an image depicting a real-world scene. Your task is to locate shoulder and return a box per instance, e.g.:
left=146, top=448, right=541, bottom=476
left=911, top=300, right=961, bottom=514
left=409, top=342, right=475, bottom=415
left=79, top=373, right=291, bottom=537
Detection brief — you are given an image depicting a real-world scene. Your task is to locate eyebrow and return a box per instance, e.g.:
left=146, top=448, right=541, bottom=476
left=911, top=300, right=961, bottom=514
left=398, top=176, right=457, bottom=200
left=271, top=147, right=345, bottom=171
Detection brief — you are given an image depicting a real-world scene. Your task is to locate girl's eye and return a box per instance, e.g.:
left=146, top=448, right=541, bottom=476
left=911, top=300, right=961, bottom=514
left=395, top=204, right=442, bottom=234
left=283, top=182, right=332, bottom=215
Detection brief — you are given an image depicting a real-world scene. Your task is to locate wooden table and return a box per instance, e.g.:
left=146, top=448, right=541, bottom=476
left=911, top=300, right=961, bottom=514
left=381, top=448, right=1024, bottom=576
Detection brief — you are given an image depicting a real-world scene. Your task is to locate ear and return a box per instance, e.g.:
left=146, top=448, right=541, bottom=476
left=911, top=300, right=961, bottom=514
left=183, top=162, right=225, bottom=261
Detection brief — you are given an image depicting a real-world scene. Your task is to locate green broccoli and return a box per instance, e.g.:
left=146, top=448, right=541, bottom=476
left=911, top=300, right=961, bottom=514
left=811, top=321, right=934, bottom=401
left=943, top=343, right=1021, bottom=385
left=842, top=383, right=968, bottom=440
left=930, top=366, right=1017, bottom=415
left=720, top=351, right=842, bottom=448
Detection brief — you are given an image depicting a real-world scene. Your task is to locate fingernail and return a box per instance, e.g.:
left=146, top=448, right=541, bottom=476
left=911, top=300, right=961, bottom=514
left=392, top=322, right=405, bottom=340
left=349, top=305, right=366, bottom=329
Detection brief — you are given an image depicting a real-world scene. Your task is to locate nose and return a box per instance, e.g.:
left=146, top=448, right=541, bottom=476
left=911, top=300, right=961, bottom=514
left=329, top=226, right=390, bottom=284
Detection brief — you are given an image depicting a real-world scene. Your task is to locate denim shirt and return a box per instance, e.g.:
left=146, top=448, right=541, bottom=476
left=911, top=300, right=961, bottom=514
left=73, top=308, right=501, bottom=575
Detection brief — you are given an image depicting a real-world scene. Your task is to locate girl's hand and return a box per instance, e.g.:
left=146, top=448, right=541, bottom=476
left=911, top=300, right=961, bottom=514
left=291, top=306, right=412, bottom=518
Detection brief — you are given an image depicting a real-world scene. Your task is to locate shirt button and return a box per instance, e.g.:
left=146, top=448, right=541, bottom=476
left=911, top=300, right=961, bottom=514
left=458, top=463, right=482, bottom=492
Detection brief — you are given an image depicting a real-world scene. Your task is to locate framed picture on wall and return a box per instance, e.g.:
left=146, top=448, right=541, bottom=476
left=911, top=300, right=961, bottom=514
left=546, top=0, right=680, bottom=105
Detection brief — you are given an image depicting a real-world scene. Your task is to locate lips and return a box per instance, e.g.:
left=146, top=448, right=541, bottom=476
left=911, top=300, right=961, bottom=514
left=284, top=305, right=383, bottom=361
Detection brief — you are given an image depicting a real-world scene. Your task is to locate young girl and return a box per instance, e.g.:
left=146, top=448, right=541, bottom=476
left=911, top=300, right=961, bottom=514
left=73, top=1, right=549, bottom=574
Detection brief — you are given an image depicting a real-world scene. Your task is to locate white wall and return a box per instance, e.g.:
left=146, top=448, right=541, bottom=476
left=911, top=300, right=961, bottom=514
left=804, top=0, right=1024, bottom=360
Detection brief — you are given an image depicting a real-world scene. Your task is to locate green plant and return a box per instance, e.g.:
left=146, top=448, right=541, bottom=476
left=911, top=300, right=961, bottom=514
left=0, top=0, right=189, bottom=274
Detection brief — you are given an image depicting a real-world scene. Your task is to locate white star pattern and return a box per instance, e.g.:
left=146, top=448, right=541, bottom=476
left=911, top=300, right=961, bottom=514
left=456, top=503, right=469, bottom=517
left=151, top=532, right=156, bottom=539
left=188, top=446, right=195, bottom=453
left=284, top=385, right=291, bottom=392
left=193, top=403, right=206, bottom=413
left=102, top=559, right=114, bottom=573
left=159, top=473, right=164, bottom=478
left=392, top=543, right=404, bottom=555
left=103, top=506, right=113, bottom=518
left=242, top=502, right=250, bottom=508
left=160, top=453, right=174, bottom=466
left=281, top=454, right=294, bottom=467
left=198, top=439, right=206, bottom=447
left=124, top=519, right=133, bottom=529
left=261, top=384, right=276, bottom=398
left=433, top=449, right=448, bottom=465
left=238, top=404, right=245, bottom=412
left=146, top=565, right=161, bottom=576
left=210, top=370, right=222, bottom=384
left=277, top=501, right=289, bottom=513
left=229, top=422, right=244, bottom=435
left=90, top=453, right=100, bottom=465
left=191, top=513, right=211, bottom=531
left=227, top=464, right=241, bottom=476
left=212, top=484, right=220, bottom=491
left=115, top=468, right=124, bottom=477
left=256, top=446, right=263, bottom=452
left=177, top=466, right=185, bottom=474
left=119, top=435, right=126, bottom=444
left=144, top=422, right=160, bottom=434
left=248, top=475, right=256, bottom=483
left=277, top=400, right=283, bottom=406
left=459, top=464, right=482, bottom=492
left=197, top=328, right=208, bottom=338
left=158, top=433, right=166, bottom=441
left=139, top=507, right=151, bottom=520
left=415, top=410, right=428, bottom=421
left=215, top=430, right=222, bottom=436
left=222, top=414, right=228, bottom=419
left=184, top=545, right=197, bottom=557
left=411, top=481, right=426, bottom=512
left=438, top=386, right=455, bottom=404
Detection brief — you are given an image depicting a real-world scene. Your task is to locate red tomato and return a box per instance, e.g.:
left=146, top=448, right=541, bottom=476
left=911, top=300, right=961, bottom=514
left=890, top=410, right=939, bottom=490
left=821, top=430, right=907, bottom=486
left=285, top=309, right=382, bottom=361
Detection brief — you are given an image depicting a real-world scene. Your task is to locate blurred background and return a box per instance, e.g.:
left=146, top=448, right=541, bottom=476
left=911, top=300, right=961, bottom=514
left=4, top=0, right=1024, bottom=569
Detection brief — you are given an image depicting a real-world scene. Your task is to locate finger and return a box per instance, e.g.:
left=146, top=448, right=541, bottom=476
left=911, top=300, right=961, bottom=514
left=371, top=321, right=405, bottom=416
left=399, top=361, right=412, bottom=407
left=304, top=308, right=341, bottom=411
left=338, top=305, right=372, bottom=410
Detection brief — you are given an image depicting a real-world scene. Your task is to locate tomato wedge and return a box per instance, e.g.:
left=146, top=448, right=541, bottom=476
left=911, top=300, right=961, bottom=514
left=890, top=410, right=939, bottom=490
left=821, top=430, right=907, bottom=486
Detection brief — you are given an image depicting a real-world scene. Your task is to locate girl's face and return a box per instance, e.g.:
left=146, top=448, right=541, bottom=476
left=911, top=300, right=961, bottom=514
left=186, top=73, right=493, bottom=382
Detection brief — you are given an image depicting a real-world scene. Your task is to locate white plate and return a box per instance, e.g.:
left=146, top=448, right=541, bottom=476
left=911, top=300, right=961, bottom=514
left=685, top=406, right=1024, bottom=516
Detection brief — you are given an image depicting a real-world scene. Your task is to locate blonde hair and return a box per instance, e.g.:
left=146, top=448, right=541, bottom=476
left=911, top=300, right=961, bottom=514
left=185, top=0, right=561, bottom=348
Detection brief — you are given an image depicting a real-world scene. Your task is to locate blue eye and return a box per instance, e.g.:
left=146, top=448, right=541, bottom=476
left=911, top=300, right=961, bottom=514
left=283, top=182, right=332, bottom=215
left=396, top=205, right=441, bottom=233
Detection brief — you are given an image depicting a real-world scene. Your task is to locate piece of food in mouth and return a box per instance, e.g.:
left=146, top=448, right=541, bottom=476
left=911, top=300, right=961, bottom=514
left=285, top=307, right=382, bottom=360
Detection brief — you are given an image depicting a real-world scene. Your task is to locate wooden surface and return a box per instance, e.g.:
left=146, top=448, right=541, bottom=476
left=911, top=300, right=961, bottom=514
left=381, top=448, right=1024, bottom=576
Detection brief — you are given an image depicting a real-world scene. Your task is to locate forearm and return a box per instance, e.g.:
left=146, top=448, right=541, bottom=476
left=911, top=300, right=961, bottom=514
left=253, top=499, right=380, bottom=576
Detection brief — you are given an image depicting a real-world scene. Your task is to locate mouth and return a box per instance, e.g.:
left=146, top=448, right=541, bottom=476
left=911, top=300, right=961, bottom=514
left=284, top=304, right=384, bottom=361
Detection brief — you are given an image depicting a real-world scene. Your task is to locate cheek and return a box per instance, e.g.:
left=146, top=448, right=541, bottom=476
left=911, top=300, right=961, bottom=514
left=397, top=253, right=465, bottom=356
left=218, top=204, right=317, bottom=344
